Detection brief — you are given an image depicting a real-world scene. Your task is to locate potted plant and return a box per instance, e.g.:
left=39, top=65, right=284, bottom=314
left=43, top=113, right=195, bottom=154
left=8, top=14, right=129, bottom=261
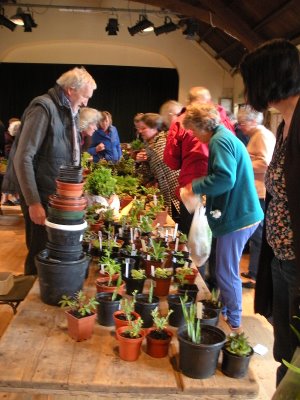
left=116, top=318, right=145, bottom=361
left=221, top=332, right=254, bottom=378
left=201, top=288, right=223, bottom=323
left=152, top=267, right=173, bottom=297
left=146, top=307, right=173, bottom=358
left=135, top=281, right=160, bottom=328
left=167, top=292, right=194, bottom=328
left=129, top=138, right=144, bottom=160
left=176, top=268, right=199, bottom=302
left=113, top=292, right=140, bottom=329
left=143, top=239, right=168, bottom=277
left=174, top=265, right=197, bottom=285
left=59, top=290, right=99, bottom=341
left=95, top=251, right=124, bottom=294
left=84, top=165, right=117, bottom=203
left=96, top=275, right=123, bottom=326
left=177, top=298, right=226, bottom=379
left=123, top=268, right=146, bottom=295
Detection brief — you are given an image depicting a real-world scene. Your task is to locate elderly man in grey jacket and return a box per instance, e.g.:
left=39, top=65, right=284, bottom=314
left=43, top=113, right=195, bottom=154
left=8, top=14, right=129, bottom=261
left=13, top=67, right=97, bottom=275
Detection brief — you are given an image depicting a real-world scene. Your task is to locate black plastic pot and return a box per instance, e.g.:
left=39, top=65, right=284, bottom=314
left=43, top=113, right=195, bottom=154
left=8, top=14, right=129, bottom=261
left=35, top=249, right=89, bottom=306
left=167, top=294, right=193, bottom=327
left=58, top=165, right=83, bottom=183
left=123, top=277, right=145, bottom=295
left=177, top=324, right=226, bottom=379
left=46, top=242, right=83, bottom=261
left=221, top=347, right=254, bottom=378
left=201, top=299, right=222, bottom=325
left=114, top=256, right=136, bottom=277
left=200, top=308, right=219, bottom=327
left=177, top=283, right=199, bottom=302
left=96, top=292, right=122, bottom=326
left=134, top=293, right=160, bottom=328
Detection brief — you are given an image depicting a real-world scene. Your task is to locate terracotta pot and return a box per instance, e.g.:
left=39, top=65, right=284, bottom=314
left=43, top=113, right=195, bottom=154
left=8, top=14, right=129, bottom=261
left=174, top=267, right=198, bottom=284
left=116, top=325, right=145, bottom=361
left=49, top=194, right=87, bottom=206
left=48, top=202, right=87, bottom=211
left=95, top=279, right=125, bottom=295
left=113, top=310, right=141, bottom=330
left=146, top=327, right=173, bottom=358
left=152, top=208, right=168, bottom=227
left=153, top=276, right=172, bottom=297
left=143, top=259, right=165, bottom=278
left=56, top=188, right=83, bottom=198
left=65, top=311, right=96, bottom=341
left=56, top=180, right=84, bottom=191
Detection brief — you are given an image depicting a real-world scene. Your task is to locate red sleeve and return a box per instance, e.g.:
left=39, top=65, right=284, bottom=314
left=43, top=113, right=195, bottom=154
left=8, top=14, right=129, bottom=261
left=163, top=118, right=184, bottom=170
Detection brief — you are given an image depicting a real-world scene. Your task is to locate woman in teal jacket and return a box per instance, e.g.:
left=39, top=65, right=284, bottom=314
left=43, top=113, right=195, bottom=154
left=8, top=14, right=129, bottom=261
left=181, top=103, right=263, bottom=331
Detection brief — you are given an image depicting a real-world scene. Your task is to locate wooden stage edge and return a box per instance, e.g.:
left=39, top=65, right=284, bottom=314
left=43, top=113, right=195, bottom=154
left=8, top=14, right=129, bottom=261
left=0, top=273, right=259, bottom=399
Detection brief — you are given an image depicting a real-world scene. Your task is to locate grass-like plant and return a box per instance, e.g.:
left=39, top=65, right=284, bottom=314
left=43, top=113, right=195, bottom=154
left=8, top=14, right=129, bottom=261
left=180, top=297, right=201, bottom=344
left=148, top=280, right=154, bottom=303
left=111, top=274, right=123, bottom=302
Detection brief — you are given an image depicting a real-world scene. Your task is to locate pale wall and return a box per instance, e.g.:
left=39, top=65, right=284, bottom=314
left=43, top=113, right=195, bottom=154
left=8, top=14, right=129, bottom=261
left=0, top=0, right=234, bottom=104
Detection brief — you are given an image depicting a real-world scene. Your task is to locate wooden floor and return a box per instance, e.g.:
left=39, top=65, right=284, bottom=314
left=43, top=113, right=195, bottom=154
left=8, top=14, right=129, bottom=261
left=0, top=205, right=278, bottom=400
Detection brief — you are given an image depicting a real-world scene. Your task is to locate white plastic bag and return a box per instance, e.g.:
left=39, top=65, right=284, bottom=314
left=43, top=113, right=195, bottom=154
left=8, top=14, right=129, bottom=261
left=187, top=201, right=212, bottom=267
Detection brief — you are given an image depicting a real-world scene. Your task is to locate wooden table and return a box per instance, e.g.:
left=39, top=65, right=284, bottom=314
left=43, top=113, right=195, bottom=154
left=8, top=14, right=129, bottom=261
left=0, top=265, right=259, bottom=399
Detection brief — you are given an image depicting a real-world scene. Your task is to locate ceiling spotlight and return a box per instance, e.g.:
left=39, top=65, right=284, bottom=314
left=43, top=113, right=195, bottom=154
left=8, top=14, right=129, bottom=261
left=0, top=9, right=17, bottom=31
left=10, top=8, right=37, bottom=32
left=154, top=17, right=178, bottom=36
left=106, top=17, right=119, bottom=35
left=182, top=18, right=200, bottom=40
left=128, top=15, right=154, bottom=36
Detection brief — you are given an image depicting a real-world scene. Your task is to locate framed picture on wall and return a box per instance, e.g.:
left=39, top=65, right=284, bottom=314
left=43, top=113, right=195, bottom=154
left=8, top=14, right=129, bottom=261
left=219, top=98, right=233, bottom=113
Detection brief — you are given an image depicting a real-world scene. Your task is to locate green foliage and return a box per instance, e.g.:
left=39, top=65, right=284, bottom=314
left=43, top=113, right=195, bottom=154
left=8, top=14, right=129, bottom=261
left=180, top=298, right=201, bottom=344
left=210, top=288, right=222, bottom=308
left=111, top=274, right=123, bottom=301
left=225, top=332, right=252, bottom=357
left=125, top=318, right=144, bottom=338
left=99, top=250, right=121, bottom=286
left=59, top=290, right=99, bottom=317
left=84, top=165, right=117, bottom=197
left=151, top=307, right=173, bottom=331
left=115, top=174, right=140, bottom=197
left=148, top=280, right=154, bottom=303
left=81, top=151, right=91, bottom=170
left=139, top=215, right=153, bottom=234
left=178, top=231, right=188, bottom=244
left=130, top=138, right=144, bottom=151
left=121, top=291, right=137, bottom=321
left=130, top=269, right=146, bottom=280
left=148, top=239, right=167, bottom=262
left=140, top=185, right=160, bottom=196
left=154, top=267, right=172, bottom=279
left=175, top=266, right=194, bottom=285
left=113, top=157, right=137, bottom=176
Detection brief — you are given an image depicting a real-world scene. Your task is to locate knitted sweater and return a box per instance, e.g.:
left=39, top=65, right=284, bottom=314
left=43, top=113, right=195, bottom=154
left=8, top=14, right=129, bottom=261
left=192, top=125, right=264, bottom=237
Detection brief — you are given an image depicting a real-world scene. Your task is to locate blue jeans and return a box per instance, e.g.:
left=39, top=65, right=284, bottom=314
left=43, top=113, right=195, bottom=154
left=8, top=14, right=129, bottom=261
left=215, top=225, right=258, bottom=327
left=271, top=256, right=300, bottom=386
left=247, top=199, right=265, bottom=280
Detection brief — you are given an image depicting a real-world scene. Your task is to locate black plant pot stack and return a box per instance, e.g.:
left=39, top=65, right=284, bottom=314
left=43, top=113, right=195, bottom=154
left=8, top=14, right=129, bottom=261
left=35, top=165, right=89, bottom=306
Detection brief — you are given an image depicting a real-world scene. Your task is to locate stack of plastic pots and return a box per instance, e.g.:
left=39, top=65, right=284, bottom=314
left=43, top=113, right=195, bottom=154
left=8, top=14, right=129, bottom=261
left=35, top=165, right=90, bottom=306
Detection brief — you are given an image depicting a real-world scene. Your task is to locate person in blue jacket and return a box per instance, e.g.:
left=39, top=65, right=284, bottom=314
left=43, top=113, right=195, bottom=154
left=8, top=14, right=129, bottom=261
left=88, top=110, right=122, bottom=163
left=181, top=103, right=264, bottom=332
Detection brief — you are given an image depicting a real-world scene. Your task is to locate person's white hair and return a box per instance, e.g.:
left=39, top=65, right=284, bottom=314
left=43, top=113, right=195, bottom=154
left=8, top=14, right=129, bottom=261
left=79, top=108, right=101, bottom=131
left=56, top=67, right=97, bottom=91
left=8, top=120, right=21, bottom=137
left=237, top=105, right=264, bottom=125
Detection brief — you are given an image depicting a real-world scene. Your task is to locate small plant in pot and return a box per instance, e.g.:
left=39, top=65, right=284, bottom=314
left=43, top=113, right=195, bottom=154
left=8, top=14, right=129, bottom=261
left=96, top=251, right=123, bottom=293
left=123, top=268, right=146, bottom=295
left=59, top=290, right=99, bottom=341
left=152, top=267, right=173, bottom=297
left=134, top=281, right=160, bottom=328
left=177, top=297, right=226, bottom=379
left=221, top=332, right=254, bottom=378
left=168, top=292, right=193, bottom=328
left=175, top=264, right=197, bottom=285
left=96, top=276, right=123, bottom=326
left=146, top=307, right=173, bottom=358
left=176, top=268, right=199, bottom=302
left=201, top=288, right=223, bottom=323
left=116, top=318, right=145, bottom=362
left=143, top=239, right=168, bottom=277
left=113, top=291, right=140, bottom=329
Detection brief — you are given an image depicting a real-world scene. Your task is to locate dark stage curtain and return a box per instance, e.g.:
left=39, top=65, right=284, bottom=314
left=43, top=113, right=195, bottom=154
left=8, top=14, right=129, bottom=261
left=0, top=63, right=179, bottom=143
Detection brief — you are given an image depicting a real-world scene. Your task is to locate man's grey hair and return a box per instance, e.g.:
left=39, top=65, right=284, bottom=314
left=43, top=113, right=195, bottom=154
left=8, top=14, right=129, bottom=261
left=237, top=105, right=264, bottom=124
left=57, top=67, right=97, bottom=90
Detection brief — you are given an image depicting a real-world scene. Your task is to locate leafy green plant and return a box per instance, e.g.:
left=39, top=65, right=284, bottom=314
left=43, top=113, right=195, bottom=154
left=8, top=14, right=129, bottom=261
left=154, top=267, right=172, bottom=279
left=139, top=215, right=153, bottom=234
left=130, top=138, right=144, bottom=151
left=283, top=316, right=300, bottom=374
left=225, top=332, right=252, bottom=356
left=140, top=185, right=160, bottom=196
left=59, top=290, right=99, bottom=318
left=111, top=274, right=123, bottom=301
left=99, top=250, right=121, bottom=286
left=148, top=239, right=167, bottom=262
left=81, top=151, right=91, bottom=170
left=120, top=291, right=137, bottom=321
left=180, top=298, right=201, bottom=344
left=115, top=175, right=140, bottom=197
left=175, top=267, right=193, bottom=285
left=178, top=232, right=188, bottom=244
left=151, top=307, right=173, bottom=332
left=125, top=317, right=144, bottom=338
left=84, top=165, right=117, bottom=197
left=130, top=269, right=146, bottom=280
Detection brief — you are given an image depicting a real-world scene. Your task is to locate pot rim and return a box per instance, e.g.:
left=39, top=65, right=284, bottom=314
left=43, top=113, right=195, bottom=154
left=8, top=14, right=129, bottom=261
left=45, top=219, right=87, bottom=231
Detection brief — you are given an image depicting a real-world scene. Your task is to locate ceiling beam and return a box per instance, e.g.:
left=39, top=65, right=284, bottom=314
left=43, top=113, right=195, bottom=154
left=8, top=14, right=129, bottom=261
left=134, top=0, right=265, bottom=49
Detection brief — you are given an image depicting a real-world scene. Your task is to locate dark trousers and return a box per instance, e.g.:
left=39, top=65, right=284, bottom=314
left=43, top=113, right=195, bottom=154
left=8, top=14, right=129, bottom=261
left=271, top=256, right=300, bottom=386
left=20, top=195, right=47, bottom=275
